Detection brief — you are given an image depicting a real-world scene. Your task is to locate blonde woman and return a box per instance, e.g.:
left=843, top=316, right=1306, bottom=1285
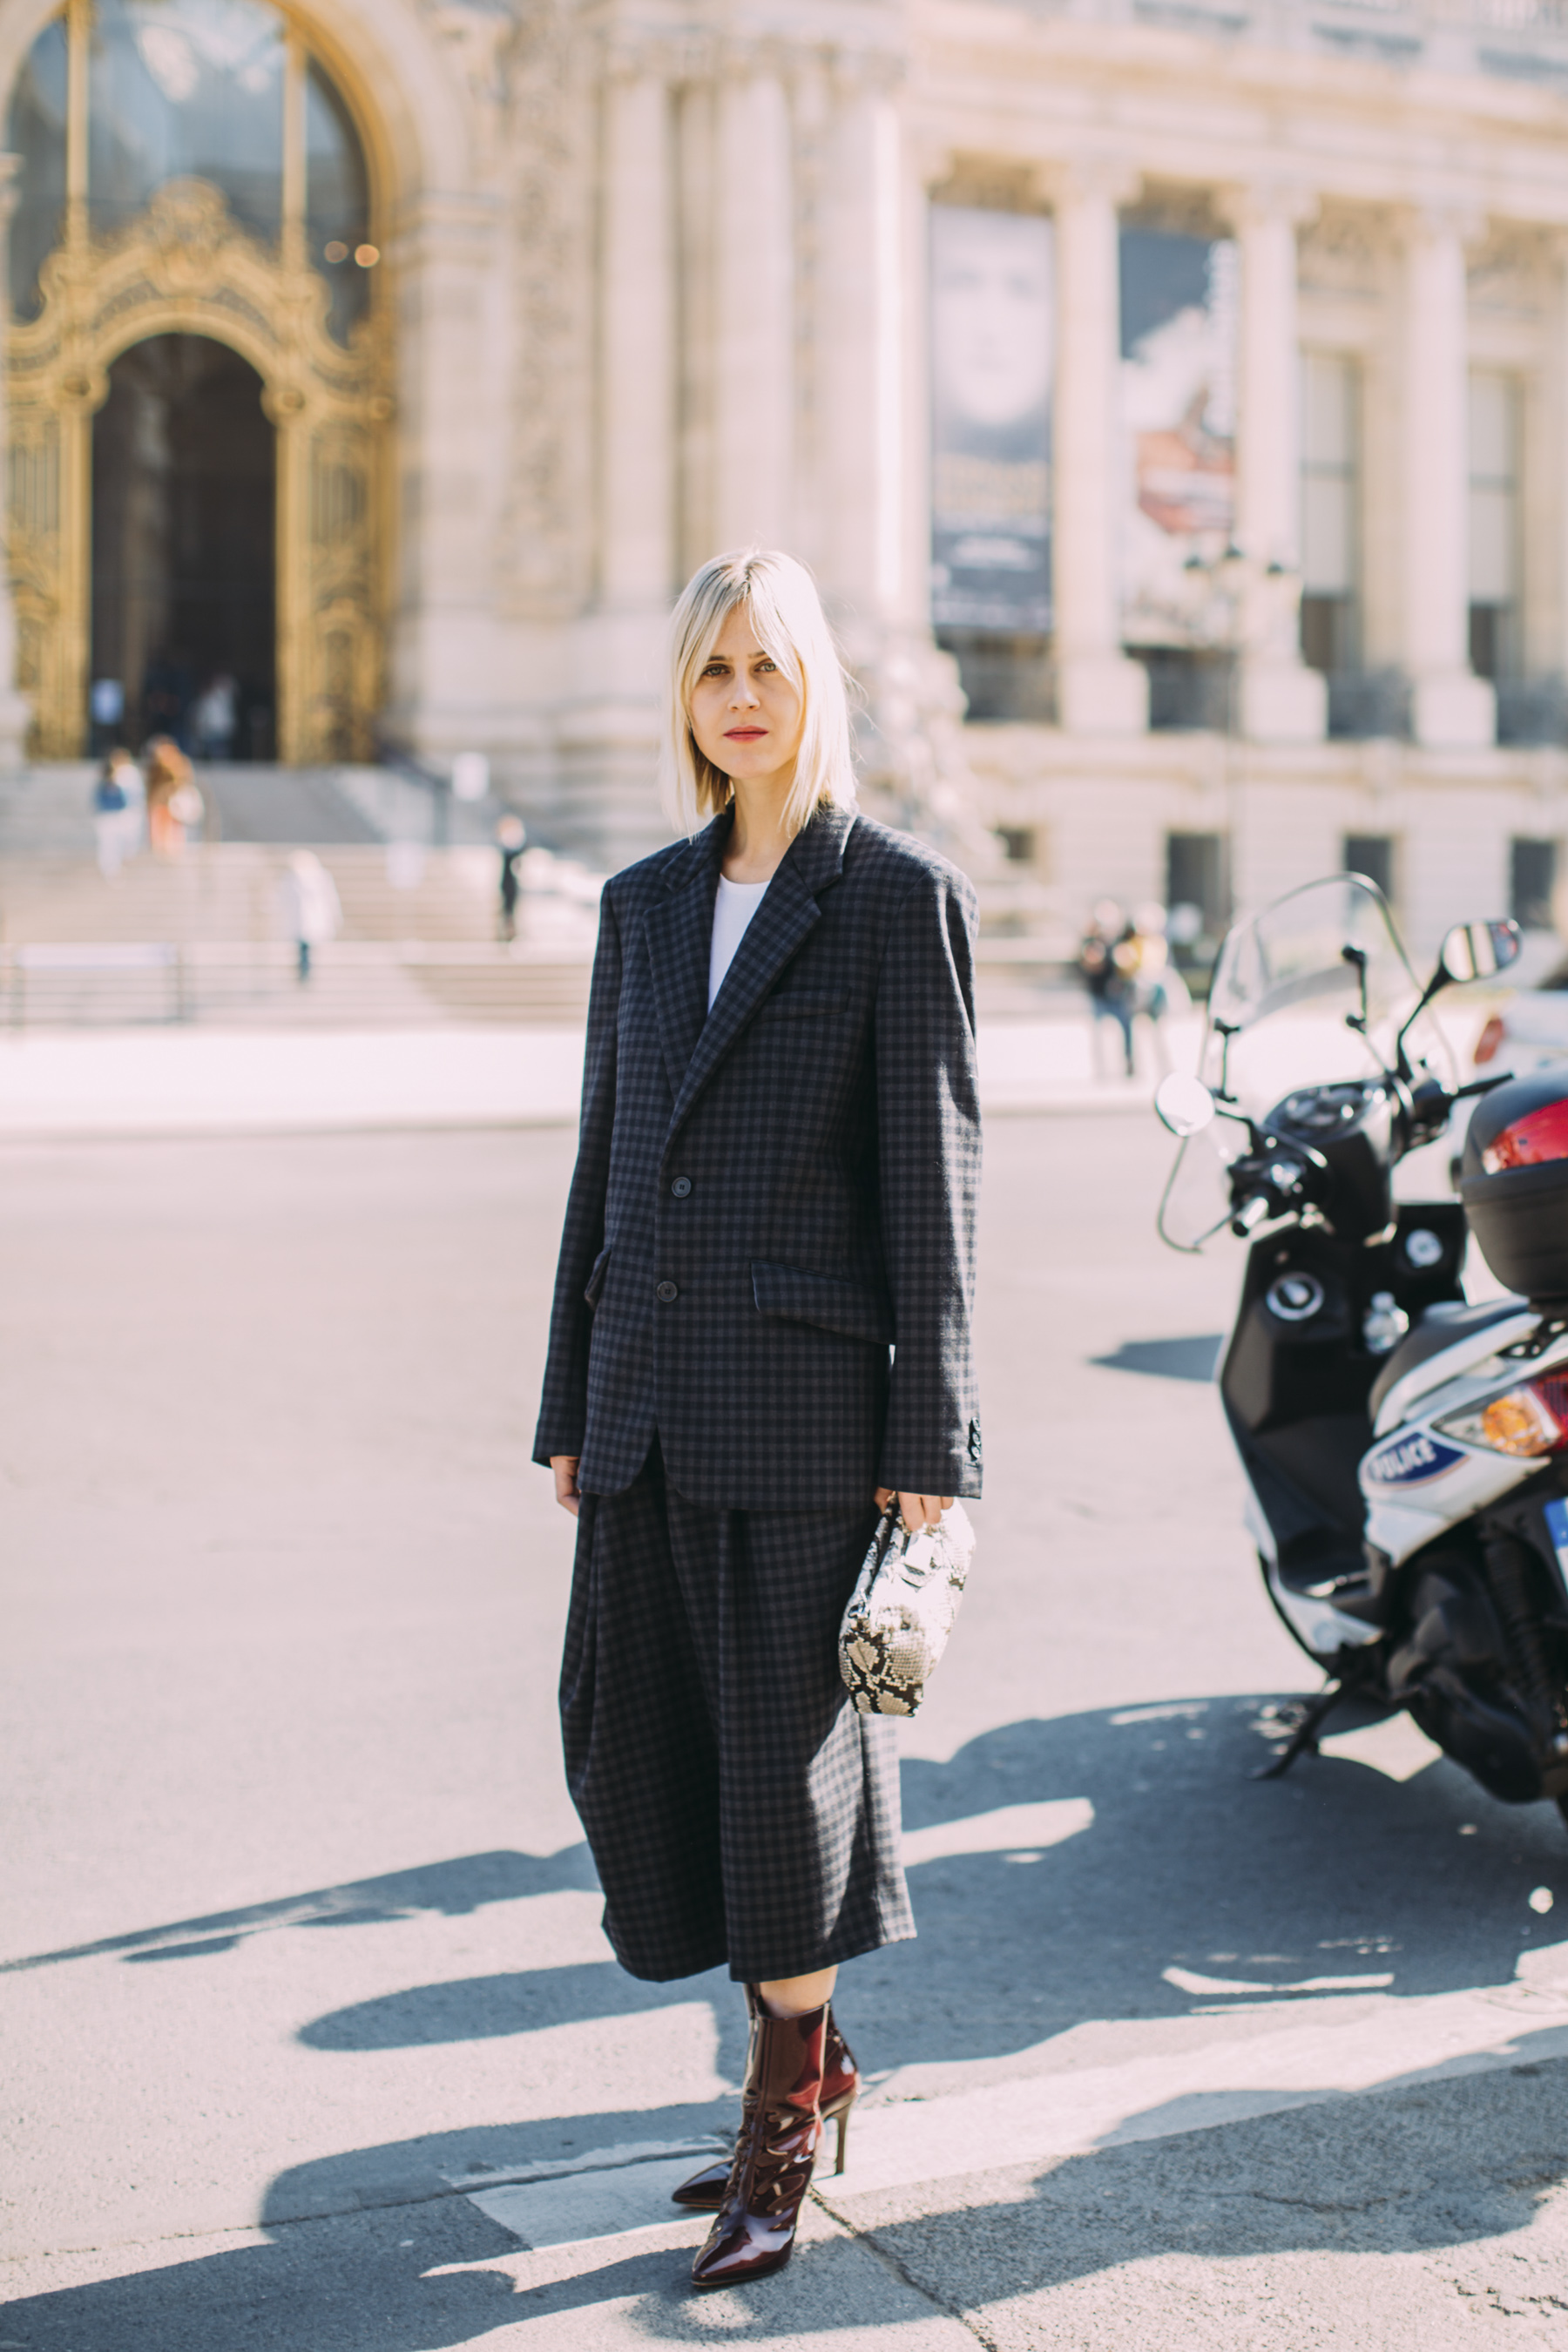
left=534, top=551, right=982, bottom=2289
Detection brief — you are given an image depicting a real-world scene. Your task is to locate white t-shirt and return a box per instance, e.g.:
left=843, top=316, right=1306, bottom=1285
left=708, top=874, right=770, bottom=1008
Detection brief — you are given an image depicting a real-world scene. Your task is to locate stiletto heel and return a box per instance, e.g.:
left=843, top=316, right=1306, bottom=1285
left=833, top=2102, right=851, bottom=2175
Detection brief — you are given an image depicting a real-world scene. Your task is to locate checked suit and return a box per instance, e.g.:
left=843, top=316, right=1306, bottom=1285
left=534, top=801, right=982, bottom=1983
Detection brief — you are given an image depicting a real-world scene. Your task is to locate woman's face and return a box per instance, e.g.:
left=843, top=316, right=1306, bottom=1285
left=687, top=606, right=805, bottom=794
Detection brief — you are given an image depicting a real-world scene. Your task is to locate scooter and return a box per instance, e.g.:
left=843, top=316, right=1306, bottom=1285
left=1154, top=875, right=1568, bottom=1821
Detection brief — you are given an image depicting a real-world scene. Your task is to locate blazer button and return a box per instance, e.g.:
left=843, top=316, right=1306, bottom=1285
left=655, top=1280, right=679, bottom=1303
left=670, top=1176, right=693, bottom=1199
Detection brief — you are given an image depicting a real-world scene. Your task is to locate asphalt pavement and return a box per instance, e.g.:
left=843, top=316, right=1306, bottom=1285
left=5, top=1114, right=1568, bottom=2348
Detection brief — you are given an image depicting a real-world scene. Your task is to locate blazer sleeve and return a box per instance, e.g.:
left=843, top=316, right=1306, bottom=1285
left=532, top=887, right=623, bottom=1465
left=874, top=862, right=983, bottom=1498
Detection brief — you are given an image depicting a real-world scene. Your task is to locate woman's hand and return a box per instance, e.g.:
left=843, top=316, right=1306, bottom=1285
left=875, top=1488, right=954, bottom=1532
left=551, top=1456, right=583, bottom=1517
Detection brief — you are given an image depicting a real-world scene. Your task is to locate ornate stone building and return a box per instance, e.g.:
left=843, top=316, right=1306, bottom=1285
left=4, top=0, right=1568, bottom=954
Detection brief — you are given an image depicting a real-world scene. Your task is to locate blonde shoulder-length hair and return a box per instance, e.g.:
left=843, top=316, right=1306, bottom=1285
left=659, top=550, right=858, bottom=841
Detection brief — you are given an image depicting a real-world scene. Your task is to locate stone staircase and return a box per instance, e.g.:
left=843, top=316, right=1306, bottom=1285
left=0, top=825, right=602, bottom=1030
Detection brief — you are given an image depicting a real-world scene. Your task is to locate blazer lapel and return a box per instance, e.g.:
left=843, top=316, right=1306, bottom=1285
left=666, top=803, right=855, bottom=1140
left=643, top=817, right=727, bottom=1098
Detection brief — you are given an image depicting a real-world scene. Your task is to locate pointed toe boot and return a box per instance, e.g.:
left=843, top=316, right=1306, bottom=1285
left=689, top=2001, right=828, bottom=2289
left=672, top=1989, right=858, bottom=2212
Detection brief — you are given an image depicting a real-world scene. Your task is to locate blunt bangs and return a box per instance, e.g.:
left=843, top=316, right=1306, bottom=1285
left=659, top=550, right=857, bottom=840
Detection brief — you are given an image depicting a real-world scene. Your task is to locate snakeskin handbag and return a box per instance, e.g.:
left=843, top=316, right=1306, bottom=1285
left=837, top=1502, right=975, bottom=1716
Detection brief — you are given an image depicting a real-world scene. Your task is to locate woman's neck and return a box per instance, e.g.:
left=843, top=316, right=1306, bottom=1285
left=721, top=777, right=795, bottom=884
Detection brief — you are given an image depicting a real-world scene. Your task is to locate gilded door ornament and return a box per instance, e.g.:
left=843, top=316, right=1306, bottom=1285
left=7, top=176, right=391, bottom=760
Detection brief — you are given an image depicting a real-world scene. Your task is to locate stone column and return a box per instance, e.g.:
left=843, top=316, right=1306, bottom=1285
left=712, top=50, right=794, bottom=552
left=0, top=153, right=32, bottom=768
left=816, top=57, right=903, bottom=625
left=554, top=44, right=678, bottom=863
left=598, top=55, right=674, bottom=612
left=1227, top=182, right=1327, bottom=743
left=1401, top=206, right=1495, bottom=748
left=1050, top=160, right=1148, bottom=737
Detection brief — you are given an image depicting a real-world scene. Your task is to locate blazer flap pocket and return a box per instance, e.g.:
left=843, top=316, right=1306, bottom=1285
left=584, top=1243, right=612, bottom=1308
left=756, top=988, right=848, bottom=1023
left=751, top=1261, right=893, bottom=1344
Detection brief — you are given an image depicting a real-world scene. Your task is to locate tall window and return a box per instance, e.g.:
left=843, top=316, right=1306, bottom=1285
left=1300, top=353, right=1359, bottom=676
left=1469, top=371, right=1520, bottom=681
left=1511, top=839, right=1557, bottom=932
left=1343, top=833, right=1396, bottom=904
left=6, top=2, right=373, bottom=347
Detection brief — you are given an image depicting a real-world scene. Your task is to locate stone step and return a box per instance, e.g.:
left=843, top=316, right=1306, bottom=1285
left=0, top=843, right=602, bottom=950
left=0, top=941, right=595, bottom=1029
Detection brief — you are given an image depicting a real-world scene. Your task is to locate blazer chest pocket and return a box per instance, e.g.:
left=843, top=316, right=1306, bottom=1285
left=584, top=1244, right=612, bottom=1310
left=752, top=1261, right=893, bottom=1345
left=755, top=988, right=848, bottom=1024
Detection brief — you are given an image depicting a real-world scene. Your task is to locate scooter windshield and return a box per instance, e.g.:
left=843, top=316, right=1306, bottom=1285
left=1159, top=874, right=1450, bottom=1251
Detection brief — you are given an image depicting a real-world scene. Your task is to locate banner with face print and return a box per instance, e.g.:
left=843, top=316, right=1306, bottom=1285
left=929, top=205, right=1053, bottom=633
left=1119, top=228, right=1239, bottom=645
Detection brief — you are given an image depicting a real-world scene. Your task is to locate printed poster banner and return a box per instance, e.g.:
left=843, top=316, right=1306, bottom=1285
left=929, top=205, right=1053, bottom=635
left=1119, top=228, right=1239, bottom=646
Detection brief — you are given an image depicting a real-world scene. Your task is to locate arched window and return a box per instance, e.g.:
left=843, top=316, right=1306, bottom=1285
left=6, top=2, right=374, bottom=341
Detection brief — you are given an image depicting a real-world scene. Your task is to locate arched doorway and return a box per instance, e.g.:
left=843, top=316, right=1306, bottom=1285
left=4, top=0, right=390, bottom=762
left=91, top=335, right=276, bottom=756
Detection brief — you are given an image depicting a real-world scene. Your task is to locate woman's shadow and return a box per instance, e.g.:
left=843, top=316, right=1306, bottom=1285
left=12, top=1694, right=1568, bottom=2347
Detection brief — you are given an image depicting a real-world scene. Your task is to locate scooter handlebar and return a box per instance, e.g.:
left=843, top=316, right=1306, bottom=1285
left=1230, top=1193, right=1271, bottom=1236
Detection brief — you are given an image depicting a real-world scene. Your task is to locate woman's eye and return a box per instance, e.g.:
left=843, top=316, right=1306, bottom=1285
left=757, top=660, right=775, bottom=673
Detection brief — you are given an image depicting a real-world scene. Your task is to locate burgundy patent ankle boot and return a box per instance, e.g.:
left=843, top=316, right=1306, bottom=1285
left=672, top=1987, right=857, bottom=2212
left=689, top=2000, right=828, bottom=2289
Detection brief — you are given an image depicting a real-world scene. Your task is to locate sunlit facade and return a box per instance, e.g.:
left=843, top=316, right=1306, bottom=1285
left=2, top=0, right=1568, bottom=948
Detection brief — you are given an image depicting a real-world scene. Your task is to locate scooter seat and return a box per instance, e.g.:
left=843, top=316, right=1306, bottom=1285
left=1368, top=1297, right=1530, bottom=1422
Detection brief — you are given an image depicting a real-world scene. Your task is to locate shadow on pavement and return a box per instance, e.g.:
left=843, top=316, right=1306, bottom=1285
left=0, top=1848, right=600, bottom=1974
left=1087, top=1333, right=1224, bottom=1381
left=12, top=1698, right=1568, bottom=2345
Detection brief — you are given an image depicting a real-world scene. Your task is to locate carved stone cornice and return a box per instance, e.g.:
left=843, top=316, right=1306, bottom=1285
left=1219, top=179, right=1319, bottom=235
left=1399, top=199, right=1488, bottom=252
left=1044, top=157, right=1143, bottom=214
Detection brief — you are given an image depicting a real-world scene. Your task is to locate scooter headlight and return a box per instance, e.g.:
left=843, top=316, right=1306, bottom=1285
left=1436, top=1374, right=1568, bottom=1457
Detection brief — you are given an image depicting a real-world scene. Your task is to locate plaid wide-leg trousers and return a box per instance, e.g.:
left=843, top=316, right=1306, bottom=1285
left=560, top=1443, right=916, bottom=1984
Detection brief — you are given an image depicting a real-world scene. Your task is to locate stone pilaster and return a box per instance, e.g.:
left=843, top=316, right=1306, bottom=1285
left=1226, top=180, right=1328, bottom=744
left=0, top=152, right=32, bottom=767
left=712, top=47, right=794, bottom=552
left=1401, top=204, right=1495, bottom=748
left=1050, top=159, right=1148, bottom=738
left=598, top=53, right=674, bottom=613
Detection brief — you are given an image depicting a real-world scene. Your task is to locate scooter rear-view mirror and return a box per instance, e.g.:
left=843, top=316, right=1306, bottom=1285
left=1436, top=919, right=1523, bottom=987
left=1154, top=1073, right=1217, bottom=1139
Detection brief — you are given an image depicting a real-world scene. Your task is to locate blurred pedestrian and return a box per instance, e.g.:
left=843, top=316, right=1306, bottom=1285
left=112, top=746, right=146, bottom=856
left=536, top=550, right=981, bottom=2294
left=275, top=849, right=341, bottom=983
left=91, top=756, right=128, bottom=880
left=1129, top=901, right=1173, bottom=1076
left=191, top=673, right=238, bottom=762
left=1078, top=898, right=1135, bottom=1078
left=496, top=811, right=526, bottom=942
left=144, top=736, right=193, bottom=856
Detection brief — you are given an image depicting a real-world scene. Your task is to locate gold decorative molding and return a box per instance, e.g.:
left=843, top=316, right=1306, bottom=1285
left=7, top=177, right=391, bottom=760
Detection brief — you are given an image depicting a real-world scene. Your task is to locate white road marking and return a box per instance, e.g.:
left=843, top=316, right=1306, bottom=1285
left=442, top=2138, right=724, bottom=2198
left=1163, top=1965, right=1395, bottom=1997
left=468, top=2156, right=712, bottom=2249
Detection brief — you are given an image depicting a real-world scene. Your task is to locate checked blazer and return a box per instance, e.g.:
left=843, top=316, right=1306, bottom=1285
left=532, top=800, right=983, bottom=1511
